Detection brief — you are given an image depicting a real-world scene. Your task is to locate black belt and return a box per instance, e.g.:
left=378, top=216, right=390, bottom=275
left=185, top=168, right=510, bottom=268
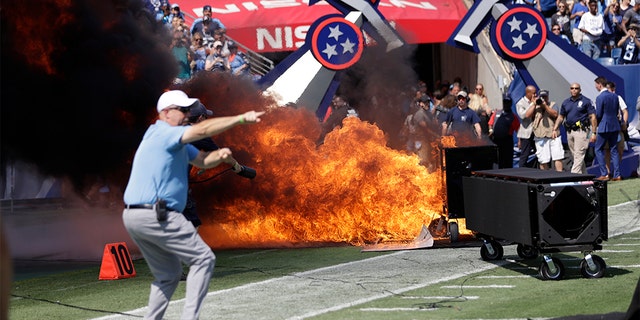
left=126, top=204, right=153, bottom=210
left=126, top=204, right=179, bottom=212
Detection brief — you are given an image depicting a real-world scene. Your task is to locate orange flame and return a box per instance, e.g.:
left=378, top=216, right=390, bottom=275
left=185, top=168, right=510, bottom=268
left=196, top=108, right=449, bottom=249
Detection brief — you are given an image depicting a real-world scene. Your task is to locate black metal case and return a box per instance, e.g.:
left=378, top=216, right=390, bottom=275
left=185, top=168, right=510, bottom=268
left=462, top=168, right=607, bottom=252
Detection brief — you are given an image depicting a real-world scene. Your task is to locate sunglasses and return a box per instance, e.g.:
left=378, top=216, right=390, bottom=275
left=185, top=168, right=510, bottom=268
left=552, top=28, right=561, bottom=31
left=570, top=87, right=581, bottom=90
left=168, top=106, right=191, bottom=113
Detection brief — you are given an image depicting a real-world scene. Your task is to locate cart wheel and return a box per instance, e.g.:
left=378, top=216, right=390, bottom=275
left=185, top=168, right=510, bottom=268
left=516, top=244, right=539, bottom=259
left=449, top=222, right=459, bottom=243
left=480, top=240, right=503, bottom=261
left=580, top=255, right=606, bottom=279
left=539, top=257, right=564, bottom=280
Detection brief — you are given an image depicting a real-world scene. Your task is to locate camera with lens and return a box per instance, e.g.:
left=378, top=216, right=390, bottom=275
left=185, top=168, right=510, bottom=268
left=536, top=97, right=544, bottom=105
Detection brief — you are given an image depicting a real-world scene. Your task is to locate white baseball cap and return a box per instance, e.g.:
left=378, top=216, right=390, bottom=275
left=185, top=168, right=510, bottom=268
left=631, top=0, right=637, bottom=6
left=156, top=90, right=199, bottom=113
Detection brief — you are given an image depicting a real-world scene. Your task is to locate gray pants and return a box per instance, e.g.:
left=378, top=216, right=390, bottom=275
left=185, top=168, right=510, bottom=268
left=123, top=208, right=215, bottom=320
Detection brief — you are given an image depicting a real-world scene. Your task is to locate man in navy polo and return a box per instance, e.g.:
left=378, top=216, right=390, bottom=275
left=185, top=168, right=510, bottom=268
left=552, top=83, right=597, bottom=174
left=441, top=90, right=482, bottom=140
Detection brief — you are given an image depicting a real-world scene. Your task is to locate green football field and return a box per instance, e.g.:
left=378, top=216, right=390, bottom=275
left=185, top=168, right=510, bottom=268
left=8, top=177, right=640, bottom=320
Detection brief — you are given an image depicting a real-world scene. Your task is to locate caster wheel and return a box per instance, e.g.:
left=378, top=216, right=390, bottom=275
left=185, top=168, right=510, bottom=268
left=539, top=257, right=565, bottom=280
left=580, top=255, right=606, bottom=278
left=480, top=240, right=504, bottom=261
left=449, top=222, right=459, bottom=243
left=516, top=244, right=539, bottom=259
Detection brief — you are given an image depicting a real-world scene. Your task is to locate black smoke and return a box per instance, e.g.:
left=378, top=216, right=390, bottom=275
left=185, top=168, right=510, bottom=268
left=337, top=43, right=420, bottom=150
left=1, top=0, right=177, bottom=191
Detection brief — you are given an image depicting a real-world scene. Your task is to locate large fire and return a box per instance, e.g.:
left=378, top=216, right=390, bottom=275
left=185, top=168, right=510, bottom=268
left=2, top=0, right=479, bottom=251
left=192, top=107, right=453, bottom=249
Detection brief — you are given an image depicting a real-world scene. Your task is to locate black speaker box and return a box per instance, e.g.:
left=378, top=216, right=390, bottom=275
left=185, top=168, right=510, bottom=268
left=462, top=168, right=607, bottom=252
left=441, top=145, right=498, bottom=218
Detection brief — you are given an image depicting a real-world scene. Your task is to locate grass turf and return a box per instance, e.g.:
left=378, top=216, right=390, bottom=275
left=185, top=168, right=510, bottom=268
left=8, top=177, right=640, bottom=320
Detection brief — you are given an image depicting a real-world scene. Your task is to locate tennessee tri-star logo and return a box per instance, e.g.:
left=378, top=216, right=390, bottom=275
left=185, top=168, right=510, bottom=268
left=310, top=16, right=364, bottom=70
left=490, top=5, right=547, bottom=61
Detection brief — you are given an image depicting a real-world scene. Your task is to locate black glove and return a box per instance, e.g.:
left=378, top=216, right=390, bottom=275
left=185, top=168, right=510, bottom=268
left=236, top=165, right=256, bottom=179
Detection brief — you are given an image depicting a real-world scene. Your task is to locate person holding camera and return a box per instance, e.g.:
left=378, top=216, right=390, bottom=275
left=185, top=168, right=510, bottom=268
left=617, top=23, right=640, bottom=64
left=204, top=41, right=229, bottom=72
left=532, top=90, right=565, bottom=171
left=122, top=90, right=264, bottom=320
left=552, top=83, right=597, bottom=174
left=516, top=85, right=538, bottom=168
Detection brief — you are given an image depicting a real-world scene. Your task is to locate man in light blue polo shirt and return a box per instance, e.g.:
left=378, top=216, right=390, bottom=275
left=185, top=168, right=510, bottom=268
left=122, top=90, right=264, bottom=320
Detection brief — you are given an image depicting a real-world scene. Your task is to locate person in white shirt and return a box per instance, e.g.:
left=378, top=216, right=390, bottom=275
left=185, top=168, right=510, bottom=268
left=578, top=0, right=605, bottom=58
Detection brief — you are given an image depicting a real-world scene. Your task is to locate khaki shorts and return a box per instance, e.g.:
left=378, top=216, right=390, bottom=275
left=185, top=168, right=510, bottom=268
left=534, top=136, right=565, bottom=163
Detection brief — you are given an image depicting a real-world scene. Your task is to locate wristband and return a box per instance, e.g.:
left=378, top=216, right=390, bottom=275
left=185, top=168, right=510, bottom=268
left=238, top=115, right=245, bottom=124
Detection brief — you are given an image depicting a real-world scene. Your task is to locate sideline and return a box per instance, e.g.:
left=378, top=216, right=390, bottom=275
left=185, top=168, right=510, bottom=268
left=94, top=201, right=640, bottom=320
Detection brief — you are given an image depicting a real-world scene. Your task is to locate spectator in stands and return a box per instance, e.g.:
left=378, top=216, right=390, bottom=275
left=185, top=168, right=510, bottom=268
left=620, top=0, right=633, bottom=16
left=411, top=94, right=435, bottom=167
left=552, top=1, right=573, bottom=44
left=468, top=83, right=492, bottom=136
left=200, top=19, right=217, bottom=49
left=617, top=23, right=640, bottom=63
left=170, top=30, right=192, bottom=84
left=578, top=0, right=605, bottom=59
left=435, top=82, right=460, bottom=124
left=155, top=0, right=171, bottom=26
left=552, top=23, right=573, bottom=43
left=621, top=0, right=640, bottom=34
left=214, top=28, right=231, bottom=57
left=227, top=41, right=250, bottom=77
left=593, top=76, right=622, bottom=181
left=191, top=5, right=226, bottom=36
left=190, top=31, right=209, bottom=74
left=489, top=94, right=519, bottom=168
left=204, top=41, right=229, bottom=72
left=532, top=90, right=564, bottom=171
left=168, top=3, right=184, bottom=22
left=536, top=0, right=559, bottom=28
left=604, top=0, right=626, bottom=48
left=441, top=90, right=482, bottom=140
left=516, top=85, right=538, bottom=168
left=552, top=83, right=597, bottom=174
left=170, top=15, right=189, bottom=38
left=571, top=0, right=590, bottom=46
left=144, top=0, right=159, bottom=14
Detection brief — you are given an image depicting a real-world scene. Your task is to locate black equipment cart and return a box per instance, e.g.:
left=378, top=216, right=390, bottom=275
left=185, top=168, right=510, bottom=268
left=439, top=145, right=498, bottom=242
left=462, top=167, right=608, bottom=280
